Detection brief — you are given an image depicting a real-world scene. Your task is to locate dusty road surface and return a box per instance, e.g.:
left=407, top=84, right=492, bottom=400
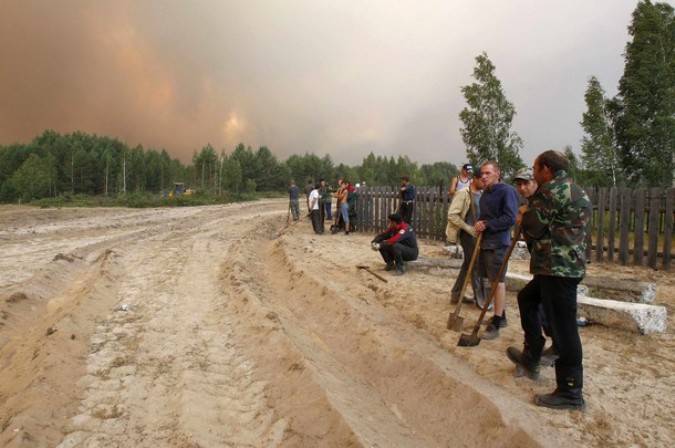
left=0, top=200, right=673, bottom=447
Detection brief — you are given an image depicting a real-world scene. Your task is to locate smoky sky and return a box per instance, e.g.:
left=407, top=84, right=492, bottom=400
left=0, top=0, right=645, bottom=166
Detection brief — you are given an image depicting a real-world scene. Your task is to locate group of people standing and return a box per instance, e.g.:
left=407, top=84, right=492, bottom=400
left=288, top=178, right=359, bottom=235
left=446, top=150, right=591, bottom=410
left=290, top=149, right=590, bottom=411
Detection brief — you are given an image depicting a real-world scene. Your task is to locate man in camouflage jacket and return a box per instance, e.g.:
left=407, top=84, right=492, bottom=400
left=506, top=150, right=592, bottom=411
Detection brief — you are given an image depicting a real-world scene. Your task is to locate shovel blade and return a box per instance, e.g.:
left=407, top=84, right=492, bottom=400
left=457, top=332, right=481, bottom=347
left=446, top=314, right=463, bottom=332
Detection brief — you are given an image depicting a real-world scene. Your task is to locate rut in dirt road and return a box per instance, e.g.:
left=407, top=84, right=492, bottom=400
left=59, top=208, right=288, bottom=447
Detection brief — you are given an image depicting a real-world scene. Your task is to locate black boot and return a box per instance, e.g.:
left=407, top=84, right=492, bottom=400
left=535, top=375, right=585, bottom=410
left=506, top=346, right=540, bottom=380
left=394, top=263, right=406, bottom=276
left=540, top=345, right=559, bottom=367
left=385, top=262, right=396, bottom=271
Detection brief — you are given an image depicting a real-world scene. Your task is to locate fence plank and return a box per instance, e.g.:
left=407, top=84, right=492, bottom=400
left=633, top=189, right=646, bottom=266
left=608, top=188, right=618, bottom=262
left=647, top=188, right=661, bottom=269
left=596, top=187, right=606, bottom=263
left=618, top=188, right=631, bottom=265
left=664, top=189, right=674, bottom=270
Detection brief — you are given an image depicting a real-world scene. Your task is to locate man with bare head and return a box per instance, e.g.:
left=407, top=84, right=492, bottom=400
left=474, top=161, right=519, bottom=340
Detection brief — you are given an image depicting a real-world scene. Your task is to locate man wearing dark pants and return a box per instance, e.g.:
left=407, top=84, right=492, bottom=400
left=474, top=161, right=519, bottom=340
left=507, top=150, right=592, bottom=410
left=513, top=167, right=557, bottom=367
left=288, top=179, right=300, bottom=221
left=446, top=172, right=486, bottom=307
left=398, top=176, right=416, bottom=224
left=371, top=213, right=418, bottom=276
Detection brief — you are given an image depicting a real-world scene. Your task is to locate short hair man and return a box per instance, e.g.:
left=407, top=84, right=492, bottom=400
left=308, top=182, right=324, bottom=234
left=446, top=172, right=486, bottom=307
left=507, top=150, right=592, bottom=410
left=371, top=213, right=419, bottom=276
left=288, top=179, right=301, bottom=221
left=398, top=176, right=416, bottom=224
left=474, top=161, right=519, bottom=339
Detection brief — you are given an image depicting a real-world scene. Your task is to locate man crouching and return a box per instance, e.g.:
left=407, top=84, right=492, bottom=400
left=371, top=213, right=419, bottom=276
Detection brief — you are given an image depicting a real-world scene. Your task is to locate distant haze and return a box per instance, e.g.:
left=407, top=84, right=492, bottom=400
left=0, top=1, right=643, bottom=165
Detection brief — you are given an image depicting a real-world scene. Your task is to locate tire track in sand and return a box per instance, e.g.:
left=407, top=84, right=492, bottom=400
left=59, top=207, right=286, bottom=447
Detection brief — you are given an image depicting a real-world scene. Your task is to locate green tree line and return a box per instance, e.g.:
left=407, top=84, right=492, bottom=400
left=0, top=131, right=460, bottom=203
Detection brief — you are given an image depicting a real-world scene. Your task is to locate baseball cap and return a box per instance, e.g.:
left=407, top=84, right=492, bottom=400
left=514, top=167, right=533, bottom=181
left=462, top=163, right=473, bottom=172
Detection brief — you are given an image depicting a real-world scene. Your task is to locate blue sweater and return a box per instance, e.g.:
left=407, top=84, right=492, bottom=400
left=478, top=182, right=519, bottom=249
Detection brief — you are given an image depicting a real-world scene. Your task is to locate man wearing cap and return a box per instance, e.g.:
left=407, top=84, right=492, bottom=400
left=450, top=164, right=473, bottom=196
left=513, top=167, right=557, bottom=367
left=398, top=176, right=416, bottom=224
left=371, top=213, right=419, bottom=276
left=508, top=150, right=592, bottom=410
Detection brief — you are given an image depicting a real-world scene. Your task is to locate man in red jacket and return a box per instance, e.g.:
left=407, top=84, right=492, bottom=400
left=371, top=213, right=419, bottom=276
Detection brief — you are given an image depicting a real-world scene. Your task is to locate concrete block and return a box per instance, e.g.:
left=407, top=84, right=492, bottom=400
left=504, top=273, right=667, bottom=335
left=577, top=295, right=667, bottom=335
left=408, top=257, right=464, bottom=271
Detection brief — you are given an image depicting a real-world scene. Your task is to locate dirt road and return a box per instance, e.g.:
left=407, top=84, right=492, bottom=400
left=0, top=201, right=673, bottom=447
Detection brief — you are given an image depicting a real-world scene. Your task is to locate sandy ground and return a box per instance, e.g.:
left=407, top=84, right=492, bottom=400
left=0, top=200, right=673, bottom=447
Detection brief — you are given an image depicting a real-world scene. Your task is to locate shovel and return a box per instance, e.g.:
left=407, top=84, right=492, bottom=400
left=271, top=212, right=308, bottom=239
left=447, top=232, right=483, bottom=332
left=356, top=264, right=389, bottom=283
left=458, top=226, right=520, bottom=347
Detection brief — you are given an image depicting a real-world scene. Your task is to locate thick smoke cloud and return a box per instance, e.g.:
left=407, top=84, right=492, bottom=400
left=0, top=1, right=638, bottom=165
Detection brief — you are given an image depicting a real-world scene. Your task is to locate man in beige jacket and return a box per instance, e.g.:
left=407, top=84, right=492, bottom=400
left=446, top=173, right=486, bottom=307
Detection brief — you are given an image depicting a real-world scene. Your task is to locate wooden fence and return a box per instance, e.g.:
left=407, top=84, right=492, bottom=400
left=352, top=186, right=674, bottom=270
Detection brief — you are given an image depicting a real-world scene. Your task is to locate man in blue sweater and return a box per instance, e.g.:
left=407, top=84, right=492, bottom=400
left=474, top=161, right=519, bottom=340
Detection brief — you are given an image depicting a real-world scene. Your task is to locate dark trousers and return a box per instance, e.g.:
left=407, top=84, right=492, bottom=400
left=400, top=202, right=414, bottom=223
left=517, top=275, right=583, bottom=387
left=324, top=202, right=332, bottom=220
left=378, top=243, right=418, bottom=265
left=289, top=199, right=300, bottom=220
left=451, top=231, right=484, bottom=303
left=310, top=209, right=323, bottom=234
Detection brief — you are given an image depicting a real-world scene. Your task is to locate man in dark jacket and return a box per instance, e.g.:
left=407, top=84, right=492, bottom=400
left=474, top=161, right=519, bottom=340
left=397, top=176, right=416, bottom=224
left=371, top=213, right=419, bottom=276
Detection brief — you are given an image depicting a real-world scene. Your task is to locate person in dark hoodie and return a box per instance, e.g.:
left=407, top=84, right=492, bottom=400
left=474, top=161, right=519, bottom=340
left=371, top=213, right=418, bottom=276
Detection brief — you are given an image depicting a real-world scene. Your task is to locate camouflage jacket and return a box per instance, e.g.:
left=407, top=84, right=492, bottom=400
left=521, top=170, right=592, bottom=278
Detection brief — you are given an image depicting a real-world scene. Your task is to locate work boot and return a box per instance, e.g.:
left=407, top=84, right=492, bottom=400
left=385, top=262, right=396, bottom=271
left=482, top=313, right=508, bottom=328
left=535, top=388, right=585, bottom=410
left=394, top=264, right=406, bottom=276
left=536, top=374, right=585, bottom=410
left=506, top=346, right=540, bottom=380
left=482, top=315, right=502, bottom=340
left=540, top=345, right=559, bottom=367
left=450, top=293, right=473, bottom=305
